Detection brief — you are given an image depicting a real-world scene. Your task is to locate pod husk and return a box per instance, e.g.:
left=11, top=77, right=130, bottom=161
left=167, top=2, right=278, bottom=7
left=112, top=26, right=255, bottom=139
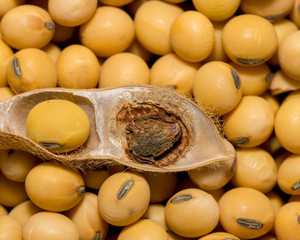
left=0, top=85, right=236, bottom=172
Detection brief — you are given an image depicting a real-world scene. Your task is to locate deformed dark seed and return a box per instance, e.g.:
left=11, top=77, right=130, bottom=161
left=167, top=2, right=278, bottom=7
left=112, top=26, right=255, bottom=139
left=77, top=185, right=85, bottom=196
left=40, top=142, right=64, bottom=149
left=298, top=215, right=300, bottom=224
left=231, top=68, right=240, bottom=89
left=45, top=21, right=56, bottom=32
left=230, top=137, right=249, bottom=146
left=171, top=193, right=192, bottom=204
left=117, top=179, right=134, bottom=200
left=93, top=232, right=102, bottom=240
left=237, top=58, right=264, bottom=66
left=12, top=58, right=22, bottom=79
left=236, top=218, right=263, bottom=229
left=126, top=114, right=182, bottom=162
left=292, top=180, right=300, bottom=190
left=298, top=4, right=300, bottom=14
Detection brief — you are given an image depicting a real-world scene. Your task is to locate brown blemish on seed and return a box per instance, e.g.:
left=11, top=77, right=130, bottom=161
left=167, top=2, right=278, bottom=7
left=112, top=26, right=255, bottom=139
left=77, top=185, right=85, bottom=196
left=40, top=142, right=64, bottom=149
left=171, top=194, right=192, bottom=204
left=237, top=58, right=264, bottom=65
left=265, top=72, right=273, bottom=82
left=292, top=180, right=300, bottom=190
left=12, top=58, right=22, bottom=79
left=265, top=12, right=288, bottom=22
left=116, top=103, right=189, bottom=167
left=93, top=232, right=102, bottom=240
left=231, top=68, right=240, bottom=89
left=230, top=137, right=249, bottom=146
left=236, top=218, right=263, bottom=229
left=117, top=179, right=134, bottom=200
left=45, top=21, right=55, bottom=32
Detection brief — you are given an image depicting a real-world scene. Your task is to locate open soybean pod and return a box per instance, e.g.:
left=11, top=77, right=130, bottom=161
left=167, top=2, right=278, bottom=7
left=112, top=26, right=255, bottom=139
left=0, top=85, right=235, bottom=172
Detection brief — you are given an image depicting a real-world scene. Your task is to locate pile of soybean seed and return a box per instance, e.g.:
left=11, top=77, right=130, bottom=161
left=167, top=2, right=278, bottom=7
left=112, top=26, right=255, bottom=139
left=1, top=0, right=300, bottom=239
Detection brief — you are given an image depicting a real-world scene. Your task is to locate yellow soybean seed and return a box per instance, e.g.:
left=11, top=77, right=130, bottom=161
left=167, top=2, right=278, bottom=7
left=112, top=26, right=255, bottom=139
left=0, top=39, right=13, bottom=87
left=188, top=160, right=234, bottom=191
left=268, top=19, right=298, bottom=66
left=142, top=203, right=168, bottom=230
left=118, top=219, right=168, bottom=240
left=0, top=0, right=26, bottom=19
left=277, top=154, right=300, bottom=195
left=8, top=200, right=42, bottom=227
left=0, top=4, right=54, bottom=50
left=278, top=30, right=300, bottom=81
left=80, top=6, right=134, bottom=58
left=98, top=171, right=150, bottom=226
left=23, top=211, right=79, bottom=240
left=275, top=202, right=300, bottom=240
left=134, top=0, right=183, bottom=55
left=274, top=91, right=300, bottom=153
left=56, top=44, right=100, bottom=89
left=141, top=171, right=178, bottom=203
left=25, top=162, right=85, bottom=212
left=192, top=0, right=241, bottom=22
left=193, top=61, right=242, bottom=116
left=6, top=48, right=57, bottom=94
left=230, top=148, right=277, bottom=193
left=229, top=62, right=272, bottom=96
left=219, top=187, right=275, bottom=239
left=48, top=0, right=98, bottom=27
left=165, top=188, right=219, bottom=238
left=198, top=231, right=240, bottom=240
left=82, top=168, right=111, bottom=190
left=0, top=150, right=40, bottom=182
left=150, top=53, right=201, bottom=96
left=0, top=215, right=22, bottom=240
left=99, top=52, right=150, bottom=88
left=170, top=10, right=214, bottom=62
left=41, top=42, right=61, bottom=64
left=0, top=172, right=28, bottom=208
left=99, top=0, right=134, bottom=7
left=223, top=95, right=275, bottom=148
left=204, top=21, right=229, bottom=63
left=266, top=191, right=284, bottom=217
left=52, top=23, right=76, bottom=43
left=26, top=99, right=90, bottom=153
left=126, top=38, right=154, bottom=64
left=0, top=204, right=8, bottom=216
left=240, top=0, right=294, bottom=22
left=222, top=14, right=277, bottom=66
left=269, top=70, right=300, bottom=95
left=289, top=0, right=300, bottom=28
left=65, top=192, right=109, bottom=240
left=0, top=87, right=15, bottom=102
left=261, top=91, right=280, bottom=114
